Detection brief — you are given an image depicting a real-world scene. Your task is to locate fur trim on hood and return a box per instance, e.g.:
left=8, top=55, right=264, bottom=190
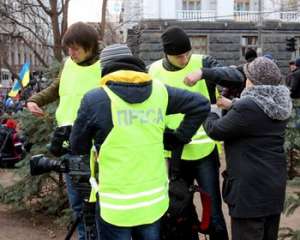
left=241, top=85, right=292, bottom=120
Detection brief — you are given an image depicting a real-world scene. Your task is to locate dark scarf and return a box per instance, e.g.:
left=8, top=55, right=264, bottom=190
left=77, top=53, right=99, bottom=66
left=162, top=56, right=183, bottom=71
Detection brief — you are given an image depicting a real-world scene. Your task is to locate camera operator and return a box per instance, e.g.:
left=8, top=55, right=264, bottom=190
left=26, top=22, right=101, bottom=240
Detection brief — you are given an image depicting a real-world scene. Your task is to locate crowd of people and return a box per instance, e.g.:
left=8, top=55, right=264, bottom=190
left=1, top=21, right=300, bottom=240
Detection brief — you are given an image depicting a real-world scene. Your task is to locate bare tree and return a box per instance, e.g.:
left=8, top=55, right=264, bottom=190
left=0, top=0, right=70, bottom=74
left=100, top=0, right=108, bottom=40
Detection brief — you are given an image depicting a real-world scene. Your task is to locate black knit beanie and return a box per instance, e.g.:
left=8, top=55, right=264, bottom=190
left=245, top=48, right=257, bottom=63
left=161, top=26, right=191, bottom=55
left=101, top=56, right=146, bottom=77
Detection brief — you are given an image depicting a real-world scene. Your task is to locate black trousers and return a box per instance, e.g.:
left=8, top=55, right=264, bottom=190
left=231, top=214, right=281, bottom=240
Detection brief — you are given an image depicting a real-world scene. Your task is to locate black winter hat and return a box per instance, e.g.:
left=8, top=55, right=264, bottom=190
left=101, top=56, right=146, bottom=77
left=245, top=48, right=257, bottom=63
left=161, top=26, right=192, bottom=55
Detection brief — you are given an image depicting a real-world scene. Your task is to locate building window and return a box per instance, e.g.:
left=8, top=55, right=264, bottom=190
left=190, top=36, right=208, bottom=54
left=241, top=36, right=258, bottom=58
left=182, top=0, right=201, bottom=10
left=234, top=0, right=250, bottom=11
left=281, top=0, right=297, bottom=11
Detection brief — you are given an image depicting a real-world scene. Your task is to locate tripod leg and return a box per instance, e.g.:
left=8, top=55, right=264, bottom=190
left=82, top=202, right=98, bottom=240
left=65, top=214, right=81, bottom=240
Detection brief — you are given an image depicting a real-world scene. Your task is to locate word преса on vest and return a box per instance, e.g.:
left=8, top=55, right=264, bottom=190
left=117, top=108, right=164, bottom=125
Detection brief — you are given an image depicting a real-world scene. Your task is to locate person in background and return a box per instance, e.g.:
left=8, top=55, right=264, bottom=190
left=263, top=53, right=274, bottom=61
left=27, top=22, right=101, bottom=240
left=220, top=48, right=258, bottom=101
left=244, top=48, right=257, bottom=63
left=289, top=60, right=297, bottom=72
left=286, top=59, right=297, bottom=88
left=149, top=26, right=244, bottom=240
left=285, top=57, right=300, bottom=179
left=70, top=44, right=211, bottom=240
left=204, top=57, right=292, bottom=240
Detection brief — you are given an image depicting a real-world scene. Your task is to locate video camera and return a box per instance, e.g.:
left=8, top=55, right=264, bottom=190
left=30, top=126, right=98, bottom=240
left=30, top=154, right=91, bottom=199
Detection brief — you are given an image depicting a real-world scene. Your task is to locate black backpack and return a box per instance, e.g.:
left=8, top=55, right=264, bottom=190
left=0, top=125, right=14, bottom=156
left=160, top=146, right=211, bottom=240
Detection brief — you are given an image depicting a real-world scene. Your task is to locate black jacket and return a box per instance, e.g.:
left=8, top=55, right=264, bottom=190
left=70, top=56, right=210, bottom=155
left=203, top=98, right=287, bottom=218
left=162, top=55, right=245, bottom=103
left=288, top=67, right=300, bottom=98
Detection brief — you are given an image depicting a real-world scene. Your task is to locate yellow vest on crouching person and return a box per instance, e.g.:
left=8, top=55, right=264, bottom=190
left=149, top=54, right=216, bottom=160
left=56, top=57, right=101, bottom=126
left=91, top=79, right=169, bottom=227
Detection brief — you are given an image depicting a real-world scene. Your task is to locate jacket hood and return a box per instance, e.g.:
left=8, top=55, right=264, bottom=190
left=101, top=70, right=153, bottom=104
left=241, top=85, right=292, bottom=120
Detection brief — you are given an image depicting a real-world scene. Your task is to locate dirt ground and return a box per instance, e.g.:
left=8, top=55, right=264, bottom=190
left=1, top=164, right=300, bottom=240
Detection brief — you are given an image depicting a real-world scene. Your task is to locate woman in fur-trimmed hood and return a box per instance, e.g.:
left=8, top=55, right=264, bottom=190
left=203, top=57, right=292, bottom=240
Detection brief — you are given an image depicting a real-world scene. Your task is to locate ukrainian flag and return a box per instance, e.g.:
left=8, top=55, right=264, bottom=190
left=9, top=62, right=30, bottom=97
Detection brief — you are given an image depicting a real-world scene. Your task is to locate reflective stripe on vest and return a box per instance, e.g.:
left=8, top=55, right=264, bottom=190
left=149, top=54, right=216, bottom=160
left=98, top=80, right=169, bottom=227
left=56, top=57, right=101, bottom=126
left=89, top=145, right=98, bottom=203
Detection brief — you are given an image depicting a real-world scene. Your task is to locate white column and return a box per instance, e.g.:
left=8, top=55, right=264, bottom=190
left=216, top=0, right=234, bottom=20
left=142, top=0, right=160, bottom=19
left=263, top=0, right=281, bottom=20
left=161, top=0, right=177, bottom=19
left=201, top=0, right=211, bottom=11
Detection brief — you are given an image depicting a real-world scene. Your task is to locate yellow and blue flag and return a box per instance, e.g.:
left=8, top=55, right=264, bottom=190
left=9, top=62, right=30, bottom=97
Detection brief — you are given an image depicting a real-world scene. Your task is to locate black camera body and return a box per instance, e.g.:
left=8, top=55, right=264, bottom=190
left=30, top=154, right=91, bottom=200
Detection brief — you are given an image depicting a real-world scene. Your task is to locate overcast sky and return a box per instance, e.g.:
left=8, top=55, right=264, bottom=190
left=68, top=0, right=102, bottom=25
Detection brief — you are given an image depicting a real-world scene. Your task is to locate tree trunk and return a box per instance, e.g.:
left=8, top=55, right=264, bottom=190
left=100, top=0, right=108, bottom=40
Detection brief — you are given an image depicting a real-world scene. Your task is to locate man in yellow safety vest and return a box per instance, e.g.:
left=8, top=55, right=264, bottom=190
left=70, top=44, right=210, bottom=240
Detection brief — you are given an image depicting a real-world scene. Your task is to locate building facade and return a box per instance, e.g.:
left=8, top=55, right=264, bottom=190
left=122, top=0, right=300, bottom=23
left=122, top=0, right=300, bottom=75
left=0, top=0, right=53, bottom=86
left=127, top=20, right=300, bottom=75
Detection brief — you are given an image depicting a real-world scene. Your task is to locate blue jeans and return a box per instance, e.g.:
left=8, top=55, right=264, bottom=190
left=181, top=146, right=229, bottom=240
left=95, top=202, right=160, bottom=240
left=65, top=173, right=86, bottom=240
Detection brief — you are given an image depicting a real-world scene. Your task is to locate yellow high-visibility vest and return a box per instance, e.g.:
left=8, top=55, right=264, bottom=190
left=96, top=80, right=169, bottom=227
left=56, top=57, right=101, bottom=126
left=149, top=54, right=216, bottom=160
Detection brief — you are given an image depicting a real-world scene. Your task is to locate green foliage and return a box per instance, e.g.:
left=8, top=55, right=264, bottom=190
left=44, top=58, right=62, bottom=80
left=280, top=178, right=300, bottom=240
left=0, top=103, right=68, bottom=215
left=284, top=191, right=300, bottom=217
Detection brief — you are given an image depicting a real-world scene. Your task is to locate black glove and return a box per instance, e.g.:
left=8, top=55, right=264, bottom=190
left=163, top=128, right=187, bottom=151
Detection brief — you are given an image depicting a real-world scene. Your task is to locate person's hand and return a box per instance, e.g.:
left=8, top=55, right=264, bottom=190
left=163, top=128, right=188, bottom=151
left=216, top=96, right=232, bottom=110
left=26, top=102, right=44, bottom=117
left=184, top=70, right=203, bottom=87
